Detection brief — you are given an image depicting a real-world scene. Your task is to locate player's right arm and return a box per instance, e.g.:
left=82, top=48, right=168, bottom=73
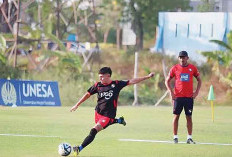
left=165, top=72, right=175, bottom=100
left=70, top=92, right=91, bottom=112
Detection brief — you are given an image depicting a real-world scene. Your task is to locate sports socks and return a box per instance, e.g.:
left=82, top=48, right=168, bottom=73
left=173, top=135, right=178, bottom=139
left=80, top=128, right=98, bottom=151
left=78, top=145, right=83, bottom=152
left=113, top=118, right=120, bottom=124
left=187, top=135, right=192, bottom=139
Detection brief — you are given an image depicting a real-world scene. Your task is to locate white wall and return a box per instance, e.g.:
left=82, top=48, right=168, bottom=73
left=152, top=12, right=232, bottom=65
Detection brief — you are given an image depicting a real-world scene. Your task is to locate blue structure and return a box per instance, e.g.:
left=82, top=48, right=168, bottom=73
left=151, top=12, right=232, bottom=64
left=67, top=34, right=78, bottom=42
left=0, top=79, right=61, bottom=106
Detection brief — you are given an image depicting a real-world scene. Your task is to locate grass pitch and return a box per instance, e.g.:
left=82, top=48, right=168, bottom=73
left=0, top=106, right=232, bottom=157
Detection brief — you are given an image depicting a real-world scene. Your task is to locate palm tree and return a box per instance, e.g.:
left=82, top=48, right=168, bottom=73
left=201, top=31, right=232, bottom=88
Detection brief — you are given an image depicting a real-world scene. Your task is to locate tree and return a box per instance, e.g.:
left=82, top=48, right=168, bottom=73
left=98, top=0, right=122, bottom=43
left=201, top=31, right=232, bottom=88
left=197, top=0, right=215, bottom=12
left=0, top=34, right=22, bottom=78
left=118, top=0, right=191, bottom=50
left=26, top=0, right=67, bottom=39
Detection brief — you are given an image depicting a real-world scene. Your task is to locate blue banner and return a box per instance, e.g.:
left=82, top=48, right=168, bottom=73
left=0, top=79, right=61, bottom=106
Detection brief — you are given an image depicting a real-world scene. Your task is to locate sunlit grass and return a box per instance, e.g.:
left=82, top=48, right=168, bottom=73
left=0, top=106, right=231, bottom=157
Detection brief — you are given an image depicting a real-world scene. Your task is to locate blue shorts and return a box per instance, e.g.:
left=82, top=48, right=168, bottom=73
left=173, top=97, right=193, bottom=116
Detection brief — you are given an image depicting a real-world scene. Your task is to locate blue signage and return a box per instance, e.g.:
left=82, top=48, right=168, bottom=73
left=0, top=79, right=61, bottom=106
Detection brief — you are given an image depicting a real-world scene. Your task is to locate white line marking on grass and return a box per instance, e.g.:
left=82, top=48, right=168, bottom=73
left=0, top=133, right=60, bottom=138
left=119, top=139, right=232, bottom=146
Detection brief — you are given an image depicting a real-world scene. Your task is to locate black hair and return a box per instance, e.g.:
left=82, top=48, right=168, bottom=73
left=98, top=67, right=112, bottom=76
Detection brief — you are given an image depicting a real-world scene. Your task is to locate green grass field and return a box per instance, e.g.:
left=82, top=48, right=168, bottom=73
left=0, top=106, right=232, bottom=157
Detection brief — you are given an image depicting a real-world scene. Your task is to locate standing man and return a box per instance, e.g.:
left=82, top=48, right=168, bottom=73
left=165, top=51, right=201, bottom=144
left=70, top=67, right=154, bottom=156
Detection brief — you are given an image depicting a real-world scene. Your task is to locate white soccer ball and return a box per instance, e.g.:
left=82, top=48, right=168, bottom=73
left=58, top=143, right=72, bottom=156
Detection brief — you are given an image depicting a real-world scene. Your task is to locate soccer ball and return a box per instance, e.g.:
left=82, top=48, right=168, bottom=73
left=58, top=143, right=72, bottom=156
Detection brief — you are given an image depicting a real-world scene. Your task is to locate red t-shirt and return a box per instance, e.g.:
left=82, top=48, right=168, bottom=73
left=169, top=64, right=200, bottom=97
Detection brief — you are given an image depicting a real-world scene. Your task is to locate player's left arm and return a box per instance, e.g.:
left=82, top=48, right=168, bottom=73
left=193, top=75, right=202, bottom=99
left=128, top=72, right=154, bottom=85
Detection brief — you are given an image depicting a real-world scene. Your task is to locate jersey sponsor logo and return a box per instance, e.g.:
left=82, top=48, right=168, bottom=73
left=180, top=73, right=190, bottom=82
left=99, top=90, right=113, bottom=100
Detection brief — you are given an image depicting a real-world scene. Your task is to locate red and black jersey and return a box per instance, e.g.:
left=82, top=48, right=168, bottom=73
left=87, top=80, right=129, bottom=118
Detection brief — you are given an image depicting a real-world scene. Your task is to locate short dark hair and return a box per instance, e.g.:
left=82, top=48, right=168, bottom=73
left=98, top=67, right=112, bottom=76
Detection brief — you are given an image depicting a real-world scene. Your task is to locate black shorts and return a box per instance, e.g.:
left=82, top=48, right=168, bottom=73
left=173, top=97, right=193, bottom=116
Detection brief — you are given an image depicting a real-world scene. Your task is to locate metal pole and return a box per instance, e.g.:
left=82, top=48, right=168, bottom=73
left=132, top=52, right=138, bottom=106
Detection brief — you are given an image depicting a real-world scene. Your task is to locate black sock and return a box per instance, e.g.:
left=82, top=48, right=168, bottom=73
left=81, top=128, right=98, bottom=148
left=113, top=118, right=118, bottom=124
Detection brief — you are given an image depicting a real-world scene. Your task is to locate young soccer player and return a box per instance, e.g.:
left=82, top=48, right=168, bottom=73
left=165, top=51, right=201, bottom=144
left=70, top=67, right=154, bottom=156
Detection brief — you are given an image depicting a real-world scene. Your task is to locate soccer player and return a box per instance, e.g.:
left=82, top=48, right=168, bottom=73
left=70, top=67, right=154, bottom=156
left=165, top=51, right=201, bottom=144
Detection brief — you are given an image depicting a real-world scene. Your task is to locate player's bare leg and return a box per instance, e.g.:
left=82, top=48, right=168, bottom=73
left=186, top=115, right=195, bottom=144
left=173, top=114, right=180, bottom=143
left=186, top=115, right=192, bottom=135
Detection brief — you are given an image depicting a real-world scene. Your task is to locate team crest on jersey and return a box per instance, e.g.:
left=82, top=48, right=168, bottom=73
left=180, top=73, right=190, bottom=82
left=111, top=84, right=115, bottom=88
left=189, top=68, right=192, bottom=72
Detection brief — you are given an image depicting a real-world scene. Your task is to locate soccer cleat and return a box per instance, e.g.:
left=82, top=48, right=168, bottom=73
left=72, top=146, right=79, bottom=157
left=186, top=138, right=196, bottom=144
left=118, top=116, right=126, bottom=126
left=173, top=138, right=178, bottom=144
